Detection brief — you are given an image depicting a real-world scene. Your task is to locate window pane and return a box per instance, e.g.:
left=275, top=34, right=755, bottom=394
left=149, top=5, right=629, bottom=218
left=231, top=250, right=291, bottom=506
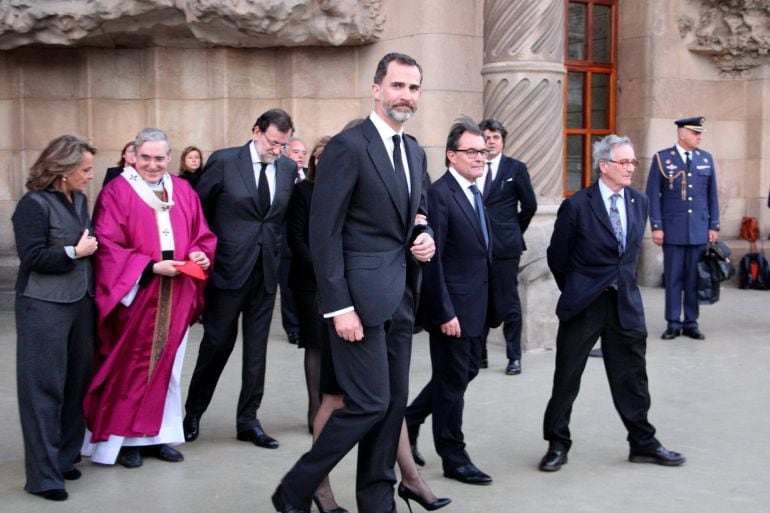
left=591, top=73, right=610, bottom=129
left=566, top=135, right=584, bottom=193
left=592, top=4, right=612, bottom=62
left=568, top=3, right=586, bottom=61
left=567, top=72, right=585, bottom=129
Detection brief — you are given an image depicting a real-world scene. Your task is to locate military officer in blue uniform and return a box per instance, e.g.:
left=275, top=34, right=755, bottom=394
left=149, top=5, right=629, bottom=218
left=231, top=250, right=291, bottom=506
left=646, top=116, right=720, bottom=340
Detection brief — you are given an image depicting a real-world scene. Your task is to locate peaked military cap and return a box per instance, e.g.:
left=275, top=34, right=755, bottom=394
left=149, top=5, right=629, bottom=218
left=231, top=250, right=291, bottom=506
left=674, top=116, right=706, bottom=132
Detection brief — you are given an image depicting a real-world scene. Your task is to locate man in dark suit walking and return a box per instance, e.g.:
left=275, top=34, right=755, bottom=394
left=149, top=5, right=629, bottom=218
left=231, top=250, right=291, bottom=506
left=539, top=134, right=686, bottom=472
left=405, top=117, right=493, bottom=486
left=272, top=53, right=434, bottom=513
left=477, top=119, right=537, bottom=375
left=646, top=116, right=719, bottom=340
left=183, top=109, right=298, bottom=449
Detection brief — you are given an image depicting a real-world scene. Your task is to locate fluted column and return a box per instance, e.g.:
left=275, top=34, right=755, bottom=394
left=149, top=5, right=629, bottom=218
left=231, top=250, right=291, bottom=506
left=482, top=0, right=565, bottom=203
left=482, top=0, right=565, bottom=352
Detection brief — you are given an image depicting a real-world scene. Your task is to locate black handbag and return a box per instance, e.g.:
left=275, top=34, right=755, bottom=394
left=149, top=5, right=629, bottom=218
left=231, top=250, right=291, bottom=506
left=705, top=241, right=735, bottom=282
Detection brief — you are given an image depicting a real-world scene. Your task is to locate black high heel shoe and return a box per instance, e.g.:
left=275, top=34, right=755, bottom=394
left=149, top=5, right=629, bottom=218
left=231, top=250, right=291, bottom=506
left=312, top=494, right=349, bottom=513
left=397, top=482, right=451, bottom=513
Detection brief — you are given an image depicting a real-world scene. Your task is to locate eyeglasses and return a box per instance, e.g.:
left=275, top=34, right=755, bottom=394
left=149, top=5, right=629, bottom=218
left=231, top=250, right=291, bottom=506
left=453, top=148, right=489, bottom=159
left=607, top=159, right=639, bottom=169
left=262, top=134, right=289, bottom=151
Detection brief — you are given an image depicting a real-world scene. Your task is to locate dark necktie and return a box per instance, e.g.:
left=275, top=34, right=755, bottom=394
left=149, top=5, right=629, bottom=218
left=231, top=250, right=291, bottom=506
left=391, top=135, right=409, bottom=215
left=258, top=162, right=270, bottom=216
left=482, top=161, right=492, bottom=199
left=609, top=193, right=624, bottom=255
left=470, top=184, right=490, bottom=248
left=685, top=151, right=691, bottom=171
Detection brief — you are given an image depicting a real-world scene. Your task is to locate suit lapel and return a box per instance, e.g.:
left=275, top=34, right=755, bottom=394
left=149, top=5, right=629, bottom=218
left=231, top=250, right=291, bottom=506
left=588, top=181, right=617, bottom=241
left=403, top=135, right=422, bottom=226
left=363, top=119, right=408, bottom=227
left=447, top=172, right=486, bottom=248
left=624, top=189, right=641, bottom=248
left=237, top=142, right=262, bottom=215
left=487, top=156, right=510, bottom=200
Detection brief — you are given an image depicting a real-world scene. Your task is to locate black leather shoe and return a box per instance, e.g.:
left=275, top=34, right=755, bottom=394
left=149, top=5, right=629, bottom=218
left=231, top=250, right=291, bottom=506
left=312, top=494, right=349, bottom=513
left=505, top=359, right=521, bottom=375
left=149, top=444, right=184, bottom=462
left=31, top=489, right=68, bottom=501
left=661, top=328, right=681, bottom=340
left=410, top=443, right=426, bottom=467
left=629, top=445, right=686, bottom=466
left=271, top=485, right=309, bottom=513
left=237, top=424, right=279, bottom=449
left=443, top=463, right=492, bottom=485
left=62, top=468, right=81, bottom=480
left=183, top=414, right=200, bottom=442
left=539, top=448, right=568, bottom=472
left=682, top=327, right=705, bottom=340
left=398, top=482, right=451, bottom=512
left=117, top=447, right=143, bottom=468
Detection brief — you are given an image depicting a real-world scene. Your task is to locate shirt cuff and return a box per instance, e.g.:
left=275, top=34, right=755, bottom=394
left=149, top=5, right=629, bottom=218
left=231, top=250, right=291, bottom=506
left=323, top=306, right=355, bottom=319
left=65, top=246, right=77, bottom=259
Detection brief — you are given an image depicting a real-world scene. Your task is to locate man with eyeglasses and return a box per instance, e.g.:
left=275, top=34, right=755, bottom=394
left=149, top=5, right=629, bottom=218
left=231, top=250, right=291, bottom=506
left=183, top=109, right=298, bottom=450
left=646, top=116, right=719, bottom=341
left=477, top=119, right=537, bottom=375
left=539, top=134, right=685, bottom=472
left=405, top=117, right=494, bottom=486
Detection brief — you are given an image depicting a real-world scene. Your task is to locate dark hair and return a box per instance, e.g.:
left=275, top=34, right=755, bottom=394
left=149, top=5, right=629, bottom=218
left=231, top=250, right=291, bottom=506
left=445, top=116, right=482, bottom=166
left=479, top=119, right=508, bottom=144
left=180, top=145, right=204, bottom=173
left=373, top=52, right=423, bottom=85
left=252, top=108, right=294, bottom=134
left=306, top=136, right=331, bottom=183
left=26, top=135, right=97, bottom=191
left=117, top=141, right=134, bottom=166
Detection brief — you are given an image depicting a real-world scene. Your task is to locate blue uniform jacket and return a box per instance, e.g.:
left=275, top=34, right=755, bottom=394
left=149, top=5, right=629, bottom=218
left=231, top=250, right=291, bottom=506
left=646, top=146, right=719, bottom=245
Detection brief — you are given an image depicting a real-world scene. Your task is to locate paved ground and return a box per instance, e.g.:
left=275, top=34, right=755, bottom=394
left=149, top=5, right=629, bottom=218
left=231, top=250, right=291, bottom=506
left=0, top=286, right=768, bottom=513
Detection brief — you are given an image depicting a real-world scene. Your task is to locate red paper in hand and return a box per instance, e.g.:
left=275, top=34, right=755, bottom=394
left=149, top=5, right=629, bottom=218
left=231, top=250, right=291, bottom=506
left=173, top=260, right=206, bottom=281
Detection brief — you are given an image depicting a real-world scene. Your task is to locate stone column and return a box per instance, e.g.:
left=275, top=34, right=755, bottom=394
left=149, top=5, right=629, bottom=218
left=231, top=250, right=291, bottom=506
left=482, top=0, right=566, bottom=353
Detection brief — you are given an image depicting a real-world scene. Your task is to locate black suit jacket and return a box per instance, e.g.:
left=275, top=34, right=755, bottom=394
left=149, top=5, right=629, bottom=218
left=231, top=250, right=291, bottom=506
left=420, top=171, right=491, bottom=338
left=309, top=118, right=431, bottom=327
left=484, top=155, right=537, bottom=259
left=547, top=181, right=648, bottom=330
left=286, top=180, right=316, bottom=292
left=197, top=142, right=297, bottom=291
left=103, top=166, right=123, bottom=187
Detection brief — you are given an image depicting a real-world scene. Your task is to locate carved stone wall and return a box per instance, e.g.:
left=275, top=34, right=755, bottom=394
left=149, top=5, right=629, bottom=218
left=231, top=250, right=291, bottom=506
left=678, top=0, right=770, bottom=78
left=482, top=0, right=565, bottom=353
left=0, top=0, right=384, bottom=49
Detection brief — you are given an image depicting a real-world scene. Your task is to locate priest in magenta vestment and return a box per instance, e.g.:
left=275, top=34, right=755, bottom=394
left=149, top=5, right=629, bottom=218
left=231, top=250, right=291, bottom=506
left=82, top=129, right=216, bottom=467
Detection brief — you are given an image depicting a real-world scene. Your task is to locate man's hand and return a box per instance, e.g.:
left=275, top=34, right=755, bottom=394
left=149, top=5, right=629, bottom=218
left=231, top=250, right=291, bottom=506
left=411, top=232, right=435, bottom=262
left=189, top=250, right=210, bottom=270
left=651, top=229, right=664, bottom=246
left=153, top=260, right=184, bottom=277
left=440, top=317, right=461, bottom=338
left=708, top=229, right=719, bottom=243
left=333, top=310, right=364, bottom=342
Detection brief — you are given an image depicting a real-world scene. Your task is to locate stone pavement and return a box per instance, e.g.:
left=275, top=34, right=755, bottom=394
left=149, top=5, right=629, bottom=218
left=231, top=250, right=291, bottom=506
left=0, top=286, right=768, bottom=513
